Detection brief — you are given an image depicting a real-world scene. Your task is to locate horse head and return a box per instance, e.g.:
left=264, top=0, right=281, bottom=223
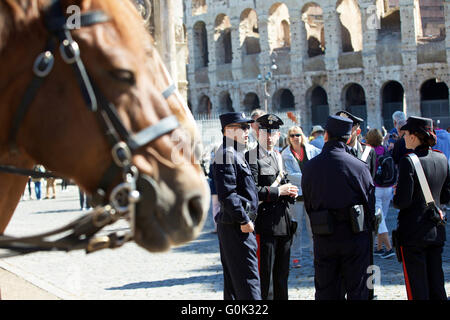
left=0, top=0, right=210, bottom=252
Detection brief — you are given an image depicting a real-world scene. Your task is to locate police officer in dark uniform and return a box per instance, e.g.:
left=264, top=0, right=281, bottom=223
left=336, top=110, right=376, bottom=178
left=393, top=116, right=449, bottom=300
left=245, top=114, right=298, bottom=300
left=212, top=112, right=261, bottom=300
left=301, top=115, right=376, bottom=300
left=336, top=110, right=378, bottom=300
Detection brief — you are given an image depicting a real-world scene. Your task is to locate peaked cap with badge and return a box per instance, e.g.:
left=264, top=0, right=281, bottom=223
left=335, top=110, right=364, bottom=126
left=256, top=113, right=284, bottom=130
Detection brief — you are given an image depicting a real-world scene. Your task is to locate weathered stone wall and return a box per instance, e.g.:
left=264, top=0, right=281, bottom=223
left=184, top=0, right=449, bottom=134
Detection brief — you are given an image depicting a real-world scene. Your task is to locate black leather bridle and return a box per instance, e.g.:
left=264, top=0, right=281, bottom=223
left=0, top=0, right=180, bottom=255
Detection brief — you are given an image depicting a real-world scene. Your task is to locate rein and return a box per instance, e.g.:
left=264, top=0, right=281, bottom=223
left=0, top=0, right=180, bottom=256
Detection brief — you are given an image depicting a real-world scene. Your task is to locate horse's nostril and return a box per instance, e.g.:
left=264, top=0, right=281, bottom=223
left=187, top=195, right=204, bottom=227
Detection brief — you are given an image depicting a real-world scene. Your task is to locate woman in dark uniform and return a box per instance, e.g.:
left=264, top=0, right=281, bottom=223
left=393, top=116, right=450, bottom=300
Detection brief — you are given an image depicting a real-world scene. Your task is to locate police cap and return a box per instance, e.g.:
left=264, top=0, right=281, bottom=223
left=256, top=114, right=284, bottom=130
left=325, top=115, right=353, bottom=137
left=335, top=110, right=364, bottom=126
left=400, top=116, right=435, bottom=139
left=219, top=112, right=254, bottom=129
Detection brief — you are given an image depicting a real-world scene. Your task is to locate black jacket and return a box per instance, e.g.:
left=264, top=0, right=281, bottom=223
left=302, top=140, right=376, bottom=230
left=212, top=137, right=258, bottom=225
left=393, top=147, right=450, bottom=246
left=246, top=146, right=293, bottom=236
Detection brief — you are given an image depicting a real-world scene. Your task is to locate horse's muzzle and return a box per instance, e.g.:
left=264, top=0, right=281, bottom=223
left=133, top=174, right=207, bottom=252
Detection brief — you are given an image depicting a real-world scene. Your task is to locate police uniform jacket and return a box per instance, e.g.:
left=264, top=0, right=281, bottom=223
left=302, top=140, right=376, bottom=230
left=213, top=137, right=258, bottom=225
left=246, top=145, right=292, bottom=236
left=393, top=146, right=450, bottom=246
left=348, top=140, right=377, bottom=179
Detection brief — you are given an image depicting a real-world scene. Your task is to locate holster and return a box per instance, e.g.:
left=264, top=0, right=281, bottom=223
left=309, top=210, right=334, bottom=235
left=349, top=205, right=365, bottom=233
left=243, top=201, right=257, bottom=222
left=391, top=229, right=402, bottom=262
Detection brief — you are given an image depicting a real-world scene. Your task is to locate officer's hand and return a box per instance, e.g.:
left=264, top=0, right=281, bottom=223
left=279, top=183, right=299, bottom=197
left=241, top=221, right=254, bottom=233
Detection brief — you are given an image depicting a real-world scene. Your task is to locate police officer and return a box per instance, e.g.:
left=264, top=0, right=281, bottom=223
left=336, top=110, right=378, bottom=300
left=211, top=112, right=261, bottom=300
left=301, top=115, right=376, bottom=300
left=336, top=110, right=376, bottom=178
left=245, top=114, right=298, bottom=300
left=393, top=116, right=449, bottom=300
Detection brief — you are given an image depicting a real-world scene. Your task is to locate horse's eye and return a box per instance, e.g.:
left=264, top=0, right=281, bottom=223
left=109, top=69, right=136, bottom=85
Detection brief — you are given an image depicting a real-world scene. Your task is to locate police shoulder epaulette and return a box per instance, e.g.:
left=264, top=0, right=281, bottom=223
left=432, top=148, right=443, bottom=154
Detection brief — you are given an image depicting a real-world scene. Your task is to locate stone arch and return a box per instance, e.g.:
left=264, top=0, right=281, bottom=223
left=215, top=14, right=233, bottom=64
left=307, top=85, right=329, bottom=128
left=240, top=8, right=261, bottom=55
left=273, top=88, right=295, bottom=111
left=197, top=94, right=212, bottom=115
left=268, top=3, right=291, bottom=51
left=243, top=92, right=261, bottom=112
left=336, top=0, right=363, bottom=53
left=218, top=91, right=234, bottom=112
left=342, top=83, right=368, bottom=133
left=420, top=79, right=450, bottom=128
left=381, top=80, right=405, bottom=131
left=301, top=2, right=325, bottom=58
left=193, top=21, right=208, bottom=69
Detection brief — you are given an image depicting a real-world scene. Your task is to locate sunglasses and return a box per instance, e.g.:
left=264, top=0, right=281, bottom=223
left=289, top=134, right=301, bottom=137
left=227, top=123, right=250, bottom=130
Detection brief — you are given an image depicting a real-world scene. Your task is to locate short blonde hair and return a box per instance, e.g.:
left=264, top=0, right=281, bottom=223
left=287, top=126, right=308, bottom=147
left=365, top=128, right=383, bottom=147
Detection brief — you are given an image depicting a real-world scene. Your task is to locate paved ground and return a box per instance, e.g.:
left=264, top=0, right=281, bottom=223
left=0, top=184, right=449, bottom=300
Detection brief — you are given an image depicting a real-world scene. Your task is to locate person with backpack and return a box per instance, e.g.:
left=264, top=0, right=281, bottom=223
left=366, top=129, right=396, bottom=259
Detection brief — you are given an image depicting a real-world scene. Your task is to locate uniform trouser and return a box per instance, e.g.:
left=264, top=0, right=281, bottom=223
left=257, top=234, right=291, bottom=300
left=290, top=201, right=313, bottom=259
left=400, top=244, right=447, bottom=300
left=313, top=225, right=370, bottom=300
left=217, top=223, right=261, bottom=300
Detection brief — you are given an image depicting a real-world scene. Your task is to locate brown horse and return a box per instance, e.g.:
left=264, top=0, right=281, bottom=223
left=0, top=0, right=210, bottom=253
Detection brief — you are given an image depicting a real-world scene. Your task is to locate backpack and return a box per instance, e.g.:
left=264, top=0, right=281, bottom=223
left=374, top=148, right=397, bottom=187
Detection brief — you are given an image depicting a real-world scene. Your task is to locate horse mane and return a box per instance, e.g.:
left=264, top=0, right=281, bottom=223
left=0, top=0, right=43, bottom=54
left=0, top=0, right=154, bottom=55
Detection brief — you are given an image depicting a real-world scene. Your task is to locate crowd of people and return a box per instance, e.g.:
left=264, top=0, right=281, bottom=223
left=22, top=167, right=91, bottom=211
left=208, top=108, right=449, bottom=301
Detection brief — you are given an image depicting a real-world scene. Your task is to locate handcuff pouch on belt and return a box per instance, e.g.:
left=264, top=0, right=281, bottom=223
left=309, top=205, right=365, bottom=235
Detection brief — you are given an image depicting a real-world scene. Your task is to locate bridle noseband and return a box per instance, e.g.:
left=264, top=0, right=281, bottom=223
left=0, top=0, right=181, bottom=255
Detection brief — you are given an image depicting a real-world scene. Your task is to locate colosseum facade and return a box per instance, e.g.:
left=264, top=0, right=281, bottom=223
left=184, top=0, right=449, bottom=133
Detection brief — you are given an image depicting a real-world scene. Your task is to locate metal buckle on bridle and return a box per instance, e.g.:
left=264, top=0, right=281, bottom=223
left=112, top=141, right=132, bottom=168
left=109, top=163, right=140, bottom=214
left=33, top=51, right=55, bottom=77
left=59, top=39, right=80, bottom=64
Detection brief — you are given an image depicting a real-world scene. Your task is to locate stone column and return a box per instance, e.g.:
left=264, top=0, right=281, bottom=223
left=186, top=25, right=197, bottom=87
left=289, top=15, right=305, bottom=76
left=322, top=6, right=340, bottom=72
left=445, top=0, right=450, bottom=68
left=360, top=0, right=379, bottom=70
left=256, top=12, right=272, bottom=112
left=230, top=17, right=243, bottom=81
left=206, top=21, right=217, bottom=87
left=399, top=0, right=418, bottom=69
left=157, top=0, right=178, bottom=81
